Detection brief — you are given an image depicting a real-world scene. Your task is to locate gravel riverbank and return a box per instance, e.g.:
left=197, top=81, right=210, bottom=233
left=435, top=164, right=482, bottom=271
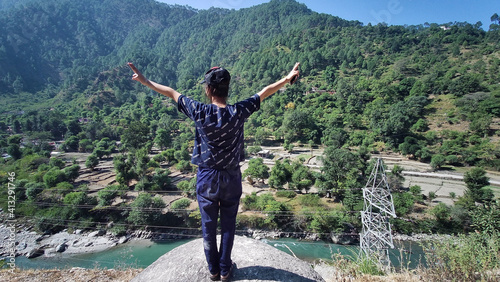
left=0, top=225, right=126, bottom=259
left=0, top=221, right=450, bottom=261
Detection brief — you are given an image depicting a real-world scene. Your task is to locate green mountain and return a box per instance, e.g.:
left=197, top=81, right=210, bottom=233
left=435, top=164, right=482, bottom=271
left=0, top=0, right=499, bottom=166
left=0, top=0, right=355, bottom=93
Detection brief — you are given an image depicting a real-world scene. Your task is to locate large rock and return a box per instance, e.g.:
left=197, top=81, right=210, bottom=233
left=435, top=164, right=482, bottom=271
left=88, top=229, right=106, bottom=237
left=26, top=248, right=44, bottom=259
left=132, top=235, right=325, bottom=282
left=55, top=243, right=67, bottom=253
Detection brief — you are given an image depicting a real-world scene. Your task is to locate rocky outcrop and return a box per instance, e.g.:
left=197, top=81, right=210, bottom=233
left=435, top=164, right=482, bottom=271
left=132, top=235, right=325, bottom=282
left=26, top=248, right=44, bottom=258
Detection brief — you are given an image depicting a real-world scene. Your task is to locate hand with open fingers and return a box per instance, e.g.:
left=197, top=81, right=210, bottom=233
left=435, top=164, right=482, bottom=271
left=287, top=62, right=300, bottom=84
left=128, top=62, right=148, bottom=85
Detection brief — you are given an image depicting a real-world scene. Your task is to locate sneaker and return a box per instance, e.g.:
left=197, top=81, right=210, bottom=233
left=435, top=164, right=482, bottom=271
left=210, top=272, right=220, bottom=281
left=221, top=263, right=235, bottom=282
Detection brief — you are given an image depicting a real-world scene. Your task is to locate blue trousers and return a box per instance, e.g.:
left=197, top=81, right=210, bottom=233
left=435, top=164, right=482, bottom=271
left=196, top=167, right=242, bottom=276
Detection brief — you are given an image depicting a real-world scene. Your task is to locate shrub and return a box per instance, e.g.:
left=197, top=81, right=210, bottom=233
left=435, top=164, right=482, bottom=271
left=241, top=192, right=259, bottom=211
left=236, top=214, right=266, bottom=229
left=393, top=192, right=415, bottom=216
left=241, top=193, right=290, bottom=228
left=170, top=198, right=191, bottom=210
left=409, top=185, right=423, bottom=202
left=49, top=157, right=65, bottom=169
left=43, top=167, right=67, bottom=188
left=246, top=146, right=262, bottom=156
left=25, top=182, right=45, bottom=201
left=175, top=160, right=191, bottom=172
left=421, top=232, right=500, bottom=281
left=85, top=154, right=99, bottom=170
left=110, top=225, right=127, bottom=236
left=275, top=190, right=296, bottom=198
left=308, top=209, right=348, bottom=235
left=430, top=202, right=451, bottom=222
left=63, top=164, right=80, bottom=181
left=430, top=154, right=446, bottom=170
left=299, top=194, right=322, bottom=207
left=97, top=186, right=119, bottom=206
left=127, top=193, right=165, bottom=226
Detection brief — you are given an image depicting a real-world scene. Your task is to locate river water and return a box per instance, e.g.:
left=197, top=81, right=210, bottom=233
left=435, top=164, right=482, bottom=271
left=13, top=238, right=425, bottom=270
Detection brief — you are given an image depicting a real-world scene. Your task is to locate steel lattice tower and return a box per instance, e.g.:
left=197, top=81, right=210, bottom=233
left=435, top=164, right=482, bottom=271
left=360, top=158, right=397, bottom=268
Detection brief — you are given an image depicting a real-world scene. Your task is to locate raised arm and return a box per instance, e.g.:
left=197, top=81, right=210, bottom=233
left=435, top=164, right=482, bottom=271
left=257, top=62, right=300, bottom=102
left=128, top=62, right=181, bottom=103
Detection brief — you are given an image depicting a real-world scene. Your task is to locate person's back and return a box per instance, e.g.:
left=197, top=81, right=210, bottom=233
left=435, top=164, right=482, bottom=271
left=178, top=93, right=260, bottom=170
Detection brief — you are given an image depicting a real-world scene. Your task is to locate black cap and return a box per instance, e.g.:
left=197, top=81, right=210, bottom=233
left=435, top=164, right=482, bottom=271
left=201, top=67, right=231, bottom=88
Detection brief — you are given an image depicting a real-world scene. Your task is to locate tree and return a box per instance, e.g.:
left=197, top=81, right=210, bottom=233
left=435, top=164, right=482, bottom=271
left=134, top=147, right=151, bottom=180
left=63, top=191, right=96, bottom=219
left=7, top=144, right=22, bottom=160
left=162, top=148, right=176, bottom=163
left=448, top=74, right=484, bottom=97
left=268, top=159, right=293, bottom=189
left=25, top=182, right=45, bottom=201
left=463, top=167, right=491, bottom=203
left=97, top=185, right=125, bottom=206
left=282, top=109, right=319, bottom=143
left=323, top=65, right=336, bottom=86
left=114, top=153, right=137, bottom=187
left=79, top=139, right=93, bottom=153
left=431, top=202, right=451, bottom=223
left=469, top=113, right=492, bottom=137
left=66, top=119, right=82, bottom=136
left=428, top=191, right=437, bottom=203
left=289, top=161, right=314, bottom=193
left=121, top=121, right=150, bottom=150
left=243, top=158, right=270, bottom=184
left=430, top=154, right=446, bottom=171
left=85, top=154, right=99, bottom=170
left=410, top=185, right=423, bottom=202
left=93, top=137, right=114, bottom=159
left=49, top=157, right=65, bottom=169
left=319, top=147, right=362, bottom=200
left=63, top=136, right=79, bottom=152
left=127, top=193, right=165, bottom=226
left=412, top=119, right=429, bottom=132
left=177, top=180, right=193, bottom=196
left=64, top=164, right=80, bottom=182
left=154, top=128, right=171, bottom=150
left=393, top=192, right=415, bottom=216
left=491, top=13, right=499, bottom=25
left=43, top=167, right=67, bottom=188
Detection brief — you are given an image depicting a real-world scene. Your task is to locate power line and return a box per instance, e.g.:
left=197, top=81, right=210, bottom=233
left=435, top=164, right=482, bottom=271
left=17, top=215, right=362, bottom=239
left=22, top=200, right=366, bottom=216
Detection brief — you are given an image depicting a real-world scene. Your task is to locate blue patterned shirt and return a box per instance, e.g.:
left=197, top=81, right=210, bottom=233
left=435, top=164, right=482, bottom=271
left=177, top=94, right=261, bottom=169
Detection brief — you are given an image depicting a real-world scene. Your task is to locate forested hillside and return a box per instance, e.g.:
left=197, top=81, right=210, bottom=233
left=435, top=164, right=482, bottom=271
left=0, top=0, right=499, bottom=240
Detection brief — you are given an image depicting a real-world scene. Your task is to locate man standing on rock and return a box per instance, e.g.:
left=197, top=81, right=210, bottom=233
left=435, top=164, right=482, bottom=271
left=129, top=62, right=299, bottom=281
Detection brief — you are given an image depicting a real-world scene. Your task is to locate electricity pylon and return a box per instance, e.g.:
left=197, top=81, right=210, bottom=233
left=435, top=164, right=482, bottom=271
left=360, top=158, right=397, bottom=269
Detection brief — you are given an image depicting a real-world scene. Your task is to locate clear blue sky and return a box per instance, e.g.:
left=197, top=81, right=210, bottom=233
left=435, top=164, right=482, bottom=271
left=157, top=0, right=499, bottom=28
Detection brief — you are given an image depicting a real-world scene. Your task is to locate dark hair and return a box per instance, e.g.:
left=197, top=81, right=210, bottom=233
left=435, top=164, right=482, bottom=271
left=202, top=67, right=230, bottom=100
left=205, top=84, right=229, bottom=100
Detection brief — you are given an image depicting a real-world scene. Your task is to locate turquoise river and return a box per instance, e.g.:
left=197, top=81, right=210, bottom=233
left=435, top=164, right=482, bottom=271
left=12, top=238, right=426, bottom=270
